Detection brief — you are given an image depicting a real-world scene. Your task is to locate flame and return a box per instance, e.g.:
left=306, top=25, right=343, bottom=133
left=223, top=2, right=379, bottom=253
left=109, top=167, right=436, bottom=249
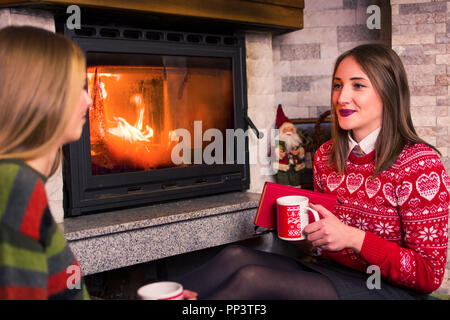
left=107, top=115, right=154, bottom=143
left=87, top=64, right=234, bottom=173
left=107, top=94, right=154, bottom=143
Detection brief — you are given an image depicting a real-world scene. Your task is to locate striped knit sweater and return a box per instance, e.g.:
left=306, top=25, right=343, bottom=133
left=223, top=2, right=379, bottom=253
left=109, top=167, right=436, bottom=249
left=313, top=141, right=450, bottom=294
left=0, top=160, right=89, bottom=299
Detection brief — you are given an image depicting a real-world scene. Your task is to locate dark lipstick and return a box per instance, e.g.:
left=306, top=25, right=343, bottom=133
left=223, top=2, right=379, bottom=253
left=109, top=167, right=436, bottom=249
left=339, top=109, right=356, bottom=117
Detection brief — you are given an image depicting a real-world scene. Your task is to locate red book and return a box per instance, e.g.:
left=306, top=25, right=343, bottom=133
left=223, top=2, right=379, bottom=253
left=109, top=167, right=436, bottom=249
left=254, top=182, right=339, bottom=229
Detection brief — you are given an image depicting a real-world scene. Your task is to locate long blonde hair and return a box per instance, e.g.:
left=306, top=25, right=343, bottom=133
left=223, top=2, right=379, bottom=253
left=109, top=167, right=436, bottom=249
left=0, top=26, right=86, bottom=176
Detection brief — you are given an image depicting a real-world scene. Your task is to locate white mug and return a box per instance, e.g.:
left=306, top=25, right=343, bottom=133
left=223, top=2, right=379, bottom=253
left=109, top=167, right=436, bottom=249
left=276, top=195, right=320, bottom=241
left=137, top=281, right=184, bottom=300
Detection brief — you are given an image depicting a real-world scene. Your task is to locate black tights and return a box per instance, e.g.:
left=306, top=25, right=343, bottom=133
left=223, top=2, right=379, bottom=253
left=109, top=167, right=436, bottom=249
left=176, top=245, right=339, bottom=300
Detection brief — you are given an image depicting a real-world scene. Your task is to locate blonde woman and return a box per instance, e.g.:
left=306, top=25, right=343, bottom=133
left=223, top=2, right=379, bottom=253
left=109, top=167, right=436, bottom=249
left=0, top=26, right=91, bottom=299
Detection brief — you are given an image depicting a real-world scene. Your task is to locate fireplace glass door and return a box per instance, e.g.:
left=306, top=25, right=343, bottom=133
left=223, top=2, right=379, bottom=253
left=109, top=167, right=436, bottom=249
left=62, top=27, right=249, bottom=217
left=87, top=53, right=234, bottom=175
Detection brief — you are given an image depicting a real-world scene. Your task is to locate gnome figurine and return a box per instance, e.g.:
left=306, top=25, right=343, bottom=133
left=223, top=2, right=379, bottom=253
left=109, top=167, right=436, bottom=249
left=273, top=105, right=306, bottom=187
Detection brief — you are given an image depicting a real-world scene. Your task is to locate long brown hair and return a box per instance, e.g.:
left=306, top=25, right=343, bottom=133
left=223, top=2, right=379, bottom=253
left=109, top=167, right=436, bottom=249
left=0, top=26, right=86, bottom=176
left=329, top=43, right=439, bottom=177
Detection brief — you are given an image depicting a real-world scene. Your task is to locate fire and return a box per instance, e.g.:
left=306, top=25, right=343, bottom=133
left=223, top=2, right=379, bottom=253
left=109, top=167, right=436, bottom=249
left=107, top=114, right=154, bottom=143
left=108, top=94, right=154, bottom=143
left=87, top=66, right=177, bottom=172
left=86, top=63, right=234, bottom=174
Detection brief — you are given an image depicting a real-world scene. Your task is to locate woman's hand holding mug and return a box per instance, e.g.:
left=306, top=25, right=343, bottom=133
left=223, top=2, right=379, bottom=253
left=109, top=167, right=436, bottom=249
left=304, top=204, right=365, bottom=253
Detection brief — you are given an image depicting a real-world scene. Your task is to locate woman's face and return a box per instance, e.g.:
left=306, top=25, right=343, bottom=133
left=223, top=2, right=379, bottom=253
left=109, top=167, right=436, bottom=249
left=331, top=56, right=383, bottom=142
left=61, top=88, right=92, bottom=145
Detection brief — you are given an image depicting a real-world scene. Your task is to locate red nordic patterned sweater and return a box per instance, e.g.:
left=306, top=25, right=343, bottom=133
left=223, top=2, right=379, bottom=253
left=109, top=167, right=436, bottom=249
left=313, top=140, right=450, bottom=293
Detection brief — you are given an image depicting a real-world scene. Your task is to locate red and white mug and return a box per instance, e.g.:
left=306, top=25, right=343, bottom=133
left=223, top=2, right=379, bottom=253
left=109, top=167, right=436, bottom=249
left=137, top=281, right=184, bottom=300
left=276, top=195, right=320, bottom=241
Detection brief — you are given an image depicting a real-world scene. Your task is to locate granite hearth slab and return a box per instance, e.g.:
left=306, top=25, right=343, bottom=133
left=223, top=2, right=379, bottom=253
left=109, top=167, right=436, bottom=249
left=61, top=192, right=261, bottom=276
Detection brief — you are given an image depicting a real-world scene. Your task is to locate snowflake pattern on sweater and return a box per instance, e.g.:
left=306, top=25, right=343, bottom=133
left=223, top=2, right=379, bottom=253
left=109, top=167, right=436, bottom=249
left=313, top=140, right=449, bottom=293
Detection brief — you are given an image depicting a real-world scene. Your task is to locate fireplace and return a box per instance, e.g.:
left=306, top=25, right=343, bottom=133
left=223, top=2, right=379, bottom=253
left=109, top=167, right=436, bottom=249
left=62, top=24, right=251, bottom=217
left=0, top=1, right=304, bottom=220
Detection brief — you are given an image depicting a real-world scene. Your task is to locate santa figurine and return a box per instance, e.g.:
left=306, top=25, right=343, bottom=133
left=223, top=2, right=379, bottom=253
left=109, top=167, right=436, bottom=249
left=273, top=105, right=306, bottom=187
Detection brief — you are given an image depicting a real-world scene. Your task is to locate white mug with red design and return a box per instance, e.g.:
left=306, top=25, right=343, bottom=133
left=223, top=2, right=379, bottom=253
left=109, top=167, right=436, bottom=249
left=276, top=196, right=321, bottom=241
left=137, top=281, right=184, bottom=300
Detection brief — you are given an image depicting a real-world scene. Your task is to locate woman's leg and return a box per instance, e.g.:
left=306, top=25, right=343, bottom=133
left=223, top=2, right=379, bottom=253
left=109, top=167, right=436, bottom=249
left=176, top=245, right=307, bottom=299
left=204, top=264, right=339, bottom=300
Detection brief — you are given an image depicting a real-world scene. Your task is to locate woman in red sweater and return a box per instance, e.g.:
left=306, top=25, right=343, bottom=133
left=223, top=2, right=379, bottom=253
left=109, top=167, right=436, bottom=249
left=176, top=44, right=449, bottom=300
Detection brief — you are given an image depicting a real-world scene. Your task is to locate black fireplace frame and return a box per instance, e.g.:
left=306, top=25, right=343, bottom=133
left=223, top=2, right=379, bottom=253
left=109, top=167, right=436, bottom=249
left=61, top=23, right=251, bottom=217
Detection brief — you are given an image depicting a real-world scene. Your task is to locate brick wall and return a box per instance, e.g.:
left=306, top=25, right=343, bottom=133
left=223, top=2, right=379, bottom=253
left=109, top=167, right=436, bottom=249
left=391, top=0, right=450, bottom=296
left=391, top=0, right=450, bottom=174
left=245, top=32, right=277, bottom=193
left=0, top=8, right=54, bottom=31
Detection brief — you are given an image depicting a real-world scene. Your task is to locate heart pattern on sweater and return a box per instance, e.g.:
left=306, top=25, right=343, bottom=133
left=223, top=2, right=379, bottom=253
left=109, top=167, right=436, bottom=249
left=327, top=172, right=344, bottom=191
left=416, top=172, right=440, bottom=201
left=396, top=182, right=413, bottom=206
left=383, top=183, right=397, bottom=206
left=408, top=198, right=420, bottom=208
left=346, top=173, right=364, bottom=194
left=375, top=196, right=384, bottom=205
left=365, top=177, right=381, bottom=199
left=337, top=187, right=346, bottom=197
left=357, top=190, right=365, bottom=200
left=442, top=170, right=450, bottom=193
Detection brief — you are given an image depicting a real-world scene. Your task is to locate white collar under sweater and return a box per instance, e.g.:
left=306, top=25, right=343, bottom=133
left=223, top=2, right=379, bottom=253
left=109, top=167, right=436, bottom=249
left=347, top=127, right=381, bottom=158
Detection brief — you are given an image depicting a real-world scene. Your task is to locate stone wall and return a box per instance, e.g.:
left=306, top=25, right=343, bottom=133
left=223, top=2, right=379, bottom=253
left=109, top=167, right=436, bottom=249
left=0, top=8, right=54, bottom=31
left=391, top=0, right=450, bottom=296
left=391, top=0, right=450, bottom=173
left=245, top=32, right=278, bottom=193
